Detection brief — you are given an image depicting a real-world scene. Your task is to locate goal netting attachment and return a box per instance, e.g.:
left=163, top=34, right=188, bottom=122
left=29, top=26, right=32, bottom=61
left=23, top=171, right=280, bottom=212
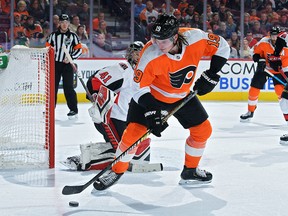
left=0, top=45, right=55, bottom=169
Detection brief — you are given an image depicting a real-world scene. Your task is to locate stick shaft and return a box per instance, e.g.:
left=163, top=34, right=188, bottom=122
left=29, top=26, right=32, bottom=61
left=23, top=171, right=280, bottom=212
left=264, top=69, right=286, bottom=85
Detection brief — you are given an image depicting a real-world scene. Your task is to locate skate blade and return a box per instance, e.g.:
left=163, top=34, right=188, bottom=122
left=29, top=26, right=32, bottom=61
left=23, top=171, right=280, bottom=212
left=240, top=118, right=251, bottom=123
left=178, top=179, right=212, bottom=187
left=68, top=114, right=78, bottom=120
left=279, top=140, right=288, bottom=145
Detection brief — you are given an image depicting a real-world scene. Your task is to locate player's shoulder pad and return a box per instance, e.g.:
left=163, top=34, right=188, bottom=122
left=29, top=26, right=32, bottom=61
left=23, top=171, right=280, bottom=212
left=181, top=28, right=206, bottom=44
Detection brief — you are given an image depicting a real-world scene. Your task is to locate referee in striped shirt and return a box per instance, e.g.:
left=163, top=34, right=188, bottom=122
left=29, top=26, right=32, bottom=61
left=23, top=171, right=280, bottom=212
left=46, top=14, right=82, bottom=118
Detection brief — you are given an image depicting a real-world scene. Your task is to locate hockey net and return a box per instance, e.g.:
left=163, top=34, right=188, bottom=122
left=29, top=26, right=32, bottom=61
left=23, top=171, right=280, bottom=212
left=0, top=45, right=55, bottom=169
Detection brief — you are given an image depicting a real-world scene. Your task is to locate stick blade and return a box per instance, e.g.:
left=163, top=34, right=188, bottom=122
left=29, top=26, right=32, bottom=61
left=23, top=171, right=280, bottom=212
left=62, top=185, right=86, bottom=195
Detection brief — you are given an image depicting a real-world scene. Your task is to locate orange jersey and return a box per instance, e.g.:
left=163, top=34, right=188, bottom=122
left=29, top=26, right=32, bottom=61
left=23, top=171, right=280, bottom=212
left=133, top=28, right=229, bottom=104
left=253, top=36, right=279, bottom=74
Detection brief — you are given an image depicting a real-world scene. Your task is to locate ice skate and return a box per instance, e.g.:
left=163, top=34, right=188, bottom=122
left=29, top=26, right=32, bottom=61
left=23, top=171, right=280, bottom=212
left=240, top=111, right=254, bottom=122
left=179, top=166, right=212, bottom=186
left=93, top=170, right=123, bottom=191
left=67, top=111, right=78, bottom=120
left=60, top=155, right=82, bottom=171
left=280, top=134, right=288, bottom=145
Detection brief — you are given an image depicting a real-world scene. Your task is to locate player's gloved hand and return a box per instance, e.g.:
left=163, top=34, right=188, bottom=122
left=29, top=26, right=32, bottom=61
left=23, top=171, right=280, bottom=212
left=268, top=55, right=282, bottom=72
left=144, top=109, right=168, bottom=137
left=193, top=70, right=220, bottom=96
left=255, top=59, right=266, bottom=73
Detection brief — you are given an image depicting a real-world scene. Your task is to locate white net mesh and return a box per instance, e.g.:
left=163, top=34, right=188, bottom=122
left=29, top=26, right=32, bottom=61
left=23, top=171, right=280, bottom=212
left=0, top=45, right=54, bottom=169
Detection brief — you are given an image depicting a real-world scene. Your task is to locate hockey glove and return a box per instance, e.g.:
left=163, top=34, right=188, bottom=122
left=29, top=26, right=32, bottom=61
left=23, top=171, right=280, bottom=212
left=144, top=110, right=168, bottom=137
left=193, top=70, right=220, bottom=96
left=268, top=55, right=282, bottom=72
left=255, top=59, right=266, bottom=73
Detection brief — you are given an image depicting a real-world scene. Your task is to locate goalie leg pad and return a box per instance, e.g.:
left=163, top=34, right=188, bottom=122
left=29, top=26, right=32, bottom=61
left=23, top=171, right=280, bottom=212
left=80, top=142, right=115, bottom=171
left=131, top=138, right=151, bottom=164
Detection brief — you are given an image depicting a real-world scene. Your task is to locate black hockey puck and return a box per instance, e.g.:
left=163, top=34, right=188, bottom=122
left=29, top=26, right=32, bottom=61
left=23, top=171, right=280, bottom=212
left=69, top=201, right=79, bottom=207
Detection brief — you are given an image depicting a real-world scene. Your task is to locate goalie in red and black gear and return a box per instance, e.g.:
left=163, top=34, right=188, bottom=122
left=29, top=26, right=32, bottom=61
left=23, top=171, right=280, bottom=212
left=62, top=41, right=156, bottom=171
left=93, top=13, right=230, bottom=191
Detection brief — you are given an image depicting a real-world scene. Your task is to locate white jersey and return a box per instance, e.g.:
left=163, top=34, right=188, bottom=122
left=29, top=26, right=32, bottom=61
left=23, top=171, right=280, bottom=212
left=92, top=61, right=135, bottom=121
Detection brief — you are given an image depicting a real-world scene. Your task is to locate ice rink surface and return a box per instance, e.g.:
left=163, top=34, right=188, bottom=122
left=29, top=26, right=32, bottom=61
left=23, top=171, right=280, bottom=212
left=1, top=101, right=288, bottom=216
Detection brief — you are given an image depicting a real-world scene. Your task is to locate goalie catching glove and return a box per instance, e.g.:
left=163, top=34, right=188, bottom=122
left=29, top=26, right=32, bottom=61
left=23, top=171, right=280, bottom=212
left=88, top=85, right=117, bottom=124
left=193, top=70, right=220, bottom=96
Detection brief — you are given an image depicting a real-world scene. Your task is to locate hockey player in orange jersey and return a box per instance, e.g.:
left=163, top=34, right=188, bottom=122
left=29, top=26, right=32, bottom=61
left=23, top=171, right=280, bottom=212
left=93, top=14, right=230, bottom=190
left=274, top=31, right=288, bottom=144
left=240, top=27, right=287, bottom=122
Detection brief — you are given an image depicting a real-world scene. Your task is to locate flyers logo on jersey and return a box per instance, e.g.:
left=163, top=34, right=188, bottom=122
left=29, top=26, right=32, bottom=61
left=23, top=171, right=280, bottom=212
left=134, top=69, right=143, bottom=83
left=169, top=65, right=196, bottom=88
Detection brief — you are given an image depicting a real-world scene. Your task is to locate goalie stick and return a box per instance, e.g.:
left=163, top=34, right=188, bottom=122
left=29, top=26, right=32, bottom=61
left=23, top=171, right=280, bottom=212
left=62, top=46, right=163, bottom=173
left=62, top=90, right=198, bottom=195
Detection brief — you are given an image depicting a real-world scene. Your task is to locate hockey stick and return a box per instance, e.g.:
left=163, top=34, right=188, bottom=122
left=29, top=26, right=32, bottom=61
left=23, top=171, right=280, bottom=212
left=62, top=90, right=198, bottom=195
left=63, top=46, right=162, bottom=173
left=279, top=68, right=288, bottom=83
left=264, top=69, right=286, bottom=85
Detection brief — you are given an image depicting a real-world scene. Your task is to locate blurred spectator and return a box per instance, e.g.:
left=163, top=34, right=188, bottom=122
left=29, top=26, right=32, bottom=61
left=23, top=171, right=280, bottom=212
left=263, top=2, right=280, bottom=23
left=244, top=31, right=258, bottom=48
left=200, top=4, right=213, bottom=22
left=239, top=39, right=252, bottom=59
left=70, top=15, right=81, bottom=33
left=0, top=2, right=10, bottom=43
left=8, top=12, right=25, bottom=40
left=139, top=0, right=159, bottom=39
left=160, top=0, right=175, bottom=15
left=51, top=0, right=63, bottom=17
left=0, top=0, right=16, bottom=14
left=226, top=38, right=239, bottom=58
left=211, top=0, right=221, bottom=12
left=93, top=12, right=104, bottom=31
left=76, top=24, right=88, bottom=43
left=41, top=21, right=50, bottom=39
left=259, top=13, right=272, bottom=33
left=93, top=32, right=112, bottom=54
left=251, top=20, right=266, bottom=41
left=190, top=13, right=202, bottom=29
left=16, top=0, right=29, bottom=18
left=134, top=0, right=146, bottom=23
left=226, top=15, right=238, bottom=35
left=209, top=12, right=221, bottom=32
left=24, top=16, right=43, bottom=39
left=214, top=21, right=231, bottom=39
left=178, top=0, right=188, bottom=14
left=218, top=3, right=229, bottom=22
left=28, top=0, right=47, bottom=25
left=53, top=14, right=60, bottom=31
left=230, top=32, right=240, bottom=51
left=77, top=3, right=89, bottom=32
left=15, top=35, right=29, bottom=46
left=275, top=0, right=288, bottom=12
left=183, top=3, right=196, bottom=20
left=244, top=12, right=253, bottom=36
left=249, top=9, right=260, bottom=22
left=274, top=14, right=287, bottom=29
left=97, top=20, right=112, bottom=45
left=173, top=9, right=186, bottom=27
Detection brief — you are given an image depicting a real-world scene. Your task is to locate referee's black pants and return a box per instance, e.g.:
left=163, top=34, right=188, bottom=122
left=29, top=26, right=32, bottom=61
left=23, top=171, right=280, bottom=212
left=55, top=62, right=78, bottom=113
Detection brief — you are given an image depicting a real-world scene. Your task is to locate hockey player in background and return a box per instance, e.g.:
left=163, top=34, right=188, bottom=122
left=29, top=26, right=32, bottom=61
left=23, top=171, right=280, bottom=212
left=0, top=45, right=8, bottom=70
left=273, top=31, right=288, bottom=145
left=240, top=27, right=287, bottom=122
left=62, top=41, right=156, bottom=171
left=93, top=14, right=230, bottom=191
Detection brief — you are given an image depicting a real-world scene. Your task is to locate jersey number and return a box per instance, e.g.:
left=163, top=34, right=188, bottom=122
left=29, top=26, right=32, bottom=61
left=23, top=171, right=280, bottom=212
left=99, top=71, right=112, bottom=83
left=207, top=33, right=220, bottom=48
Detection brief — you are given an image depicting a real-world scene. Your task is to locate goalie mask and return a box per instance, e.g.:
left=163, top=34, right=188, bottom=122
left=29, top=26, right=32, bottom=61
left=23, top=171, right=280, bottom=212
left=125, top=41, right=144, bottom=69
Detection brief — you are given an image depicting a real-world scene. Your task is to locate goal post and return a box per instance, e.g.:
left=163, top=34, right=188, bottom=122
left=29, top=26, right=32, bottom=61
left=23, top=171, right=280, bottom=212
left=0, top=45, right=55, bottom=169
